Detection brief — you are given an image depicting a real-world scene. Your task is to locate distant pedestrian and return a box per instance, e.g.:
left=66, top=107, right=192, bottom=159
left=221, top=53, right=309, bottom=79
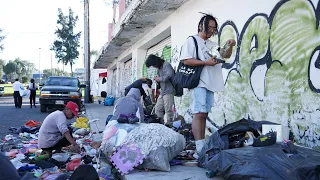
left=27, top=79, right=38, bottom=108
left=12, top=78, right=24, bottom=108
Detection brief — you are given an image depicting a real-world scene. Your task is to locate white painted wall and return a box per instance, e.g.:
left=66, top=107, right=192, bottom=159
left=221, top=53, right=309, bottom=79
left=107, top=0, right=320, bottom=149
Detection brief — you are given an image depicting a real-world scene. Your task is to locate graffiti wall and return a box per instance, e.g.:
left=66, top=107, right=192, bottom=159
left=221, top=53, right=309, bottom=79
left=119, top=60, right=133, bottom=96
left=142, top=44, right=172, bottom=82
left=172, top=0, right=320, bottom=149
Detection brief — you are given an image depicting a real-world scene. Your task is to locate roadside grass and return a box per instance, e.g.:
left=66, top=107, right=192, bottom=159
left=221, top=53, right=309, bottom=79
left=1, top=84, right=85, bottom=96
left=1, top=84, right=40, bottom=96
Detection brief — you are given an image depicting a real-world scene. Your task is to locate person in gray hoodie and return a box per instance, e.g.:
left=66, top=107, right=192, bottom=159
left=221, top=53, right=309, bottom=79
left=112, top=88, right=145, bottom=123
left=145, top=54, right=175, bottom=123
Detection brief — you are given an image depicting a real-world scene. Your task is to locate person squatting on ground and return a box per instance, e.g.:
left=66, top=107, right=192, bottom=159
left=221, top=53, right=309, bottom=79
left=38, top=101, right=81, bottom=156
left=111, top=88, right=145, bottom=123
left=27, top=78, right=38, bottom=108
left=12, top=78, right=24, bottom=108
left=179, top=14, right=236, bottom=158
left=145, top=54, right=175, bottom=124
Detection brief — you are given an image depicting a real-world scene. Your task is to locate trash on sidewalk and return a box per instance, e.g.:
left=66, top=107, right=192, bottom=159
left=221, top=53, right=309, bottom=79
left=198, top=118, right=320, bottom=179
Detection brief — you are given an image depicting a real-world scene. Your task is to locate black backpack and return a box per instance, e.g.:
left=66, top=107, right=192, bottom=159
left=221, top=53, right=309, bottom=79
left=173, top=36, right=203, bottom=89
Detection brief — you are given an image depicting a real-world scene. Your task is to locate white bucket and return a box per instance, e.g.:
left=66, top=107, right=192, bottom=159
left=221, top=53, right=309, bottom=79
left=262, top=124, right=290, bottom=143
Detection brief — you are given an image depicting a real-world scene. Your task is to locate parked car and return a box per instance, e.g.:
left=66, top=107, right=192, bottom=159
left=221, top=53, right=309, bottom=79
left=39, top=76, right=86, bottom=112
left=0, top=86, right=4, bottom=96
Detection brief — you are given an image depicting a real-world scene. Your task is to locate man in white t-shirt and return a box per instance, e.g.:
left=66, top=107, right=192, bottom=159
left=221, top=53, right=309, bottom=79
left=12, top=78, right=24, bottom=108
left=179, top=14, right=236, bottom=157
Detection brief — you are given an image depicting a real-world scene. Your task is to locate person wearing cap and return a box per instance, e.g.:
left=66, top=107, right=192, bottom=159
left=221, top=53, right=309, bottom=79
left=38, top=101, right=80, bottom=156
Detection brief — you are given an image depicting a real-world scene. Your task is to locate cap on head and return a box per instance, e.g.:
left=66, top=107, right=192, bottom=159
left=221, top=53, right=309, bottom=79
left=65, top=101, right=79, bottom=117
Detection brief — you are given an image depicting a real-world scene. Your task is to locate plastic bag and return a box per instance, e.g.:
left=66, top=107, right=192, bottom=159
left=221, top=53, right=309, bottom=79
left=101, top=120, right=140, bottom=154
left=52, top=153, right=70, bottom=162
left=104, top=96, right=115, bottom=106
left=72, top=117, right=89, bottom=129
left=122, top=124, right=186, bottom=171
left=19, top=89, right=27, bottom=97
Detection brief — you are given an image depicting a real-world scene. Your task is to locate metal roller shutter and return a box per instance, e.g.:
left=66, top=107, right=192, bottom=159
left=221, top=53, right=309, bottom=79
left=111, top=68, right=117, bottom=96
left=120, top=59, right=132, bottom=96
left=142, top=36, right=171, bottom=88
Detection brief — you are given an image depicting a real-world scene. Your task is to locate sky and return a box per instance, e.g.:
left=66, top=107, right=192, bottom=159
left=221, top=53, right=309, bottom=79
left=0, top=0, right=113, bottom=73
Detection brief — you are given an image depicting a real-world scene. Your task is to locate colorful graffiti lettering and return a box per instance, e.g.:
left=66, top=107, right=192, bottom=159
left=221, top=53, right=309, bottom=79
left=142, top=45, right=172, bottom=80
left=175, top=0, right=320, bottom=149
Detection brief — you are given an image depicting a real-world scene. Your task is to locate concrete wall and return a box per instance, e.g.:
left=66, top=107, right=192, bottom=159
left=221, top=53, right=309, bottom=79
left=109, top=0, right=320, bottom=149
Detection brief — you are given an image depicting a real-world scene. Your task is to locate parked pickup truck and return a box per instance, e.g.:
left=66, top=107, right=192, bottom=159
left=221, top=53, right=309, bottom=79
left=39, top=76, right=86, bottom=112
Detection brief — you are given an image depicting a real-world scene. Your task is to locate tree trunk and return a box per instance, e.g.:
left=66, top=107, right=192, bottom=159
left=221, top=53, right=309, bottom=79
left=70, top=63, right=73, bottom=77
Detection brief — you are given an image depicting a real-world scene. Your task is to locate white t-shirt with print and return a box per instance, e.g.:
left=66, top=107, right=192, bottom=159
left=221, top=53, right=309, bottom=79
left=179, top=35, right=225, bottom=92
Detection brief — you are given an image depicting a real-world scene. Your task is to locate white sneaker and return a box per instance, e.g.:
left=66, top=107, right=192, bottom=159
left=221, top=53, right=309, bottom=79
left=193, top=151, right=199, bottom=159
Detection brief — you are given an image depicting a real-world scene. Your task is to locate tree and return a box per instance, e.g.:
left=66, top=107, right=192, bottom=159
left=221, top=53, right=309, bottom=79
left=0, top=29, right=5, bottom=52
left=21, top=76, right=29, bottom=83
left=51, top=8, right=81, bottom=76
left=90, top=50, right=98, bottom=58
left=13, top=58, right=35, bottom=79
left=42, top=68, right=69, bottom=79
left=0, top=59, right=4, bottom=79
left=3, top=61, right=16, bottom=81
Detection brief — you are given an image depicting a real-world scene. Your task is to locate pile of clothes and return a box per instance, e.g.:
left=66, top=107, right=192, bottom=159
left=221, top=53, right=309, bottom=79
left=0, top=117, right=120, bottom=180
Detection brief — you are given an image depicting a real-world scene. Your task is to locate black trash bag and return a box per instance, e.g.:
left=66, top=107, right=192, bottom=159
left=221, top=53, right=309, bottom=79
left=198, top=131, right=225, bottom=167
left=144, top=114, right=161, bottom=124
left=252, top=131, right=277, bottom=147
left=218, top=118, right=277, bottom=149
left=203, top=144, right=320, bottom=180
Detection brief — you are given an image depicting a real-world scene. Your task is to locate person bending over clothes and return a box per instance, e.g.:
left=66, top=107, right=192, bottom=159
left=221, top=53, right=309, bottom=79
left=124, top=78, right=153, bottom=98
left=38, top=101, right=80, bottom=156
left=112, top=88, right=145, bottom=123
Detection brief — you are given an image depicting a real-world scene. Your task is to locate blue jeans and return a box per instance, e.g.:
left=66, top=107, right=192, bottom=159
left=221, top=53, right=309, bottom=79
left=191, top=87, right=214, bottom=114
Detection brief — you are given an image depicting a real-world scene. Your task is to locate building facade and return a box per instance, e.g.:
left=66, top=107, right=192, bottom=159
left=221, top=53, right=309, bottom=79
left=94, top=0, right=320, bottom=149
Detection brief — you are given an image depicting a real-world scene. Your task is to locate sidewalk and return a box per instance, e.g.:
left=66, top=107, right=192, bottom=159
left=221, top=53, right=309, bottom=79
left=85, top=102, right=220, bottom=180
left=85, top=102, right=114, bottom=142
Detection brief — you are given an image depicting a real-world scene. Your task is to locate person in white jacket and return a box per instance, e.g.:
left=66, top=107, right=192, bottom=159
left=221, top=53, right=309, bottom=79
left=12, top=78, right=24, bottom=108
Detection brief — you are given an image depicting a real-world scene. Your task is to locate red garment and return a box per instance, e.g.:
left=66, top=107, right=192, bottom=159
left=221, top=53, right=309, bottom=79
left=67, top=158, right=82, bottom=171
left=24, top=120, right=40, bottom=127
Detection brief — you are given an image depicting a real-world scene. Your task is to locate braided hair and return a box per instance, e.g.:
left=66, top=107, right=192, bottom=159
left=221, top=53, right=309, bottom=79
left=197, top=13, right=218, bottom=35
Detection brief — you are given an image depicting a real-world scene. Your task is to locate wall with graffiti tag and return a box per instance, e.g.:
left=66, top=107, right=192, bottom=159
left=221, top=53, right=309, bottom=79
left=170, top=0, right=320, bottom=149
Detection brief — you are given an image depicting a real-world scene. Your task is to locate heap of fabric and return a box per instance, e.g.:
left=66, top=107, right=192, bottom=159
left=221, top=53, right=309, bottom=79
left=0, top=116, right=117, bottom=180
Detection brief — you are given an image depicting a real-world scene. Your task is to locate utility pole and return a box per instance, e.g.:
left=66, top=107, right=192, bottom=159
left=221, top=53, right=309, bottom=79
left=51, top=54, right=53, bottom=76
left=84, top=0, right=91, bottom=103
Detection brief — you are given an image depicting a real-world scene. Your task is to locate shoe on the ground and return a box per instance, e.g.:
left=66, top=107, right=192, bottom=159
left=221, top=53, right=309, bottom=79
left=117, top=114, right=129, bottom=123
left=128, top=114, right=139, bottom=124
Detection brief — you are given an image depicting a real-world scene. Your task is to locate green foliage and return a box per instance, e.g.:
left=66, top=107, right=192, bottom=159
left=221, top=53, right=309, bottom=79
left=90, top=50, right=98, bottom=58
left=3, top=61, right=16, bottom=79
left=2, top=59, right=35, bottom=81
left=51, top=8, right=81, bottom=75
left=0, top=59, right=5, bottom=79
left=21, top=76, right=29, bottom=83
left=42, top=68, right=70, bottom=80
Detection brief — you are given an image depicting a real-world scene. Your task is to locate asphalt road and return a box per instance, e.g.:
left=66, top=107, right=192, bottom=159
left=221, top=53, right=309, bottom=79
left=0, top=96, right=50, bottom=138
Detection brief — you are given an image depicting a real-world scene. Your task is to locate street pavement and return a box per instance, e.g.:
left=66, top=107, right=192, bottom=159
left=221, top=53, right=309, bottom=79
left=0, top=96, right=50, bottom=138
